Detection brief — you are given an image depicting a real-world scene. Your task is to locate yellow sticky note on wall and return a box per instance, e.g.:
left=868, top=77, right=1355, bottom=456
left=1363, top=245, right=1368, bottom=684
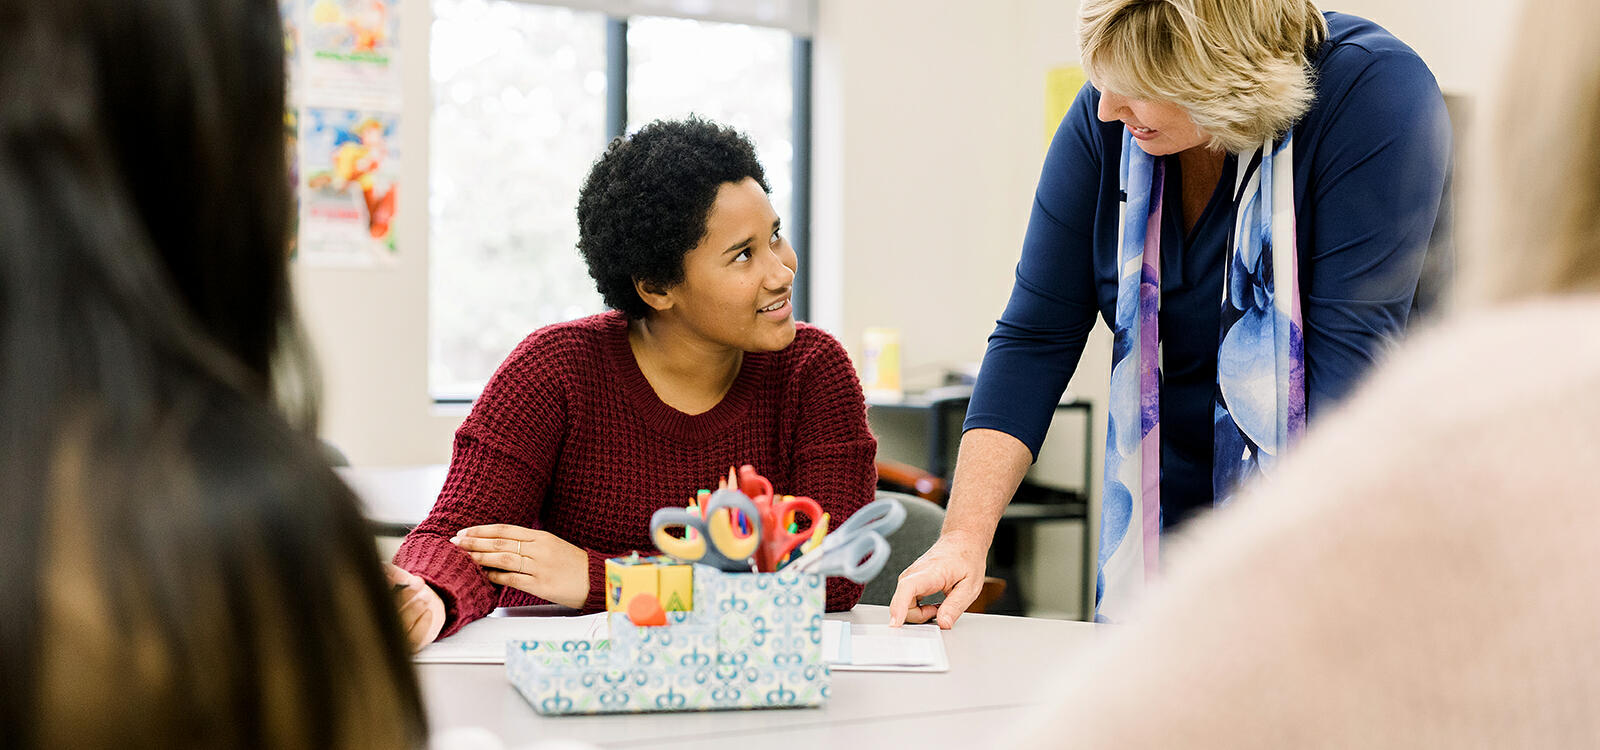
left=1045, top=65, right=1089, bottom=149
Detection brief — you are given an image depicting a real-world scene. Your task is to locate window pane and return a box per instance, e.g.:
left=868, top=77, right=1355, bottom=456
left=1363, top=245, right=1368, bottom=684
left=627, top=17, right=795, bottom=227
left=429, top=0, right=608, bottom=398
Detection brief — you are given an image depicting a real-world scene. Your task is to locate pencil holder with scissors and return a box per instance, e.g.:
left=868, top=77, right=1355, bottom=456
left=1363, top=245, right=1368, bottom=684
left=508, top=465, right=907, bottom=716
left=649, top=466, right=826, bottom=574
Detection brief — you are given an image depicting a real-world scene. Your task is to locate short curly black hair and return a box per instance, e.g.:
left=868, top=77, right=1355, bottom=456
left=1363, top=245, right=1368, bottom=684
left=576, top=117, right=770, bottom=318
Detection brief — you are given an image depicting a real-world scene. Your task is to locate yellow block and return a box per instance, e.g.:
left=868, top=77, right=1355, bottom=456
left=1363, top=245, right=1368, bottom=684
left=605, top=557, right=658, bottom=613
left=657, top=562, right=693, bottom=612
left=605, top=555, right=695, bottom=613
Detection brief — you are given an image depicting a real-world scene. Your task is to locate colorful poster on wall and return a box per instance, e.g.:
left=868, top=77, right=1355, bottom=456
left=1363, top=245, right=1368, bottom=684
left=282, top=0, right=302, bottom=257
left=299, top=108, right=400, bottom=265
left=282, top=0, right=301, bottom=90
left=305, top=0, right=402, bottom=111
left=284, top=0, right=403, bottom=266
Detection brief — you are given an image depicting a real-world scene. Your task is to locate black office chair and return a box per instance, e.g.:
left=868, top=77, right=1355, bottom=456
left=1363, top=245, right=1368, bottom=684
left=858, top=490, right=1005, bottom=613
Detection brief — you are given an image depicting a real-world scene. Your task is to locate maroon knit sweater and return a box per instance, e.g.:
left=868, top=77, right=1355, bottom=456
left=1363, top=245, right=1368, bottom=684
left=394, top=311, right=878, bottom=637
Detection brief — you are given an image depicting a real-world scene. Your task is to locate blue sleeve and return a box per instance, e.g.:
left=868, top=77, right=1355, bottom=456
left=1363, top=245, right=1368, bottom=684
left=1301, top=52, right=1451, bottom=414
left=964, top=83, right=1105, bottom=460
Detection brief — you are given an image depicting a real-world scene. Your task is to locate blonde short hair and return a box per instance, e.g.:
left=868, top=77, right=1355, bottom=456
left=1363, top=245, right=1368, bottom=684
left=1079, top=0, right=1328, bottom=153
left=1462, top=0, right=1600, bottom=304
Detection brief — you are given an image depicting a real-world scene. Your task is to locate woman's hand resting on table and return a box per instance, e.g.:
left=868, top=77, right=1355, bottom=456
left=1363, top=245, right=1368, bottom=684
left=386, top=563, right=446, bottom=651
left=452, top=525, right=590, bottom=610
left=887, top=530, right=990, bottom=629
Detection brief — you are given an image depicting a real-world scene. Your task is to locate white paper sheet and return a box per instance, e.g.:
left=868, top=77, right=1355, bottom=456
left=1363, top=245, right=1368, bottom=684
left=821, top=621, right=949, bottom=672
left=413, top=612, right=608, bottom=664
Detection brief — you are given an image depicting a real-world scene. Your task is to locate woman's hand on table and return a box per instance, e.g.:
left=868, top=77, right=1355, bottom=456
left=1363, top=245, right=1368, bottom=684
left=452, top=525, right=590, bottom=609
left=386, top=564, right=446, bottom=651
left=887, top=530, right=989, bottom=629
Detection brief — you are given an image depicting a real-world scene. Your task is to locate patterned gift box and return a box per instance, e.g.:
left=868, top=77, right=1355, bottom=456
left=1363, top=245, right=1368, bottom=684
left=506, top=564, right=830, bottom=715
left=606, top=611, right=717, bottom=668
left=697, top=566, right=825, bottom=670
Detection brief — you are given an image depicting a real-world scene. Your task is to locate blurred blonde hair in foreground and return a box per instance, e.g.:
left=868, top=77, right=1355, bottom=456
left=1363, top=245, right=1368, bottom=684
left=1462, top=0, right=1600, bottom=303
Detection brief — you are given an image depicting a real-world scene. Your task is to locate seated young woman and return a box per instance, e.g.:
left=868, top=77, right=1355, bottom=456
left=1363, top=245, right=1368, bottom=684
left=0, top=0, right=425, bottom=746
left=391, top=118, right=878, bottom=647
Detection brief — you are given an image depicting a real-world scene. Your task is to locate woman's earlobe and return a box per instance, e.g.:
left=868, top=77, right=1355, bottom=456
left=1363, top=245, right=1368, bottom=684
left=634, top=278, right=674, bottom=312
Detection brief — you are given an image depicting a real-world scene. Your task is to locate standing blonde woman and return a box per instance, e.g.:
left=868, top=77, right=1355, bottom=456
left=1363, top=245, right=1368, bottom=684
left=1014, top=0, right=1600, bottom=743
left=891, top=0, right=1451, bottom=625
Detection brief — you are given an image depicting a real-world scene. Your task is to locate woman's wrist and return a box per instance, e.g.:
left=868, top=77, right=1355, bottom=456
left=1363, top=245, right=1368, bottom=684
left=938, top=526, right=994, bottom=556
left=553, top=574, right=590, bottom=610
left=552, top=544, right=594, bottom=610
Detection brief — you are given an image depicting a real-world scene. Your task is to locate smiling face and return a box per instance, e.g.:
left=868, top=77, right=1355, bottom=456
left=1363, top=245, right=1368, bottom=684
left=1096, top=88, right=1210, bottom=155
left=643, top=177, right=797, bottom=353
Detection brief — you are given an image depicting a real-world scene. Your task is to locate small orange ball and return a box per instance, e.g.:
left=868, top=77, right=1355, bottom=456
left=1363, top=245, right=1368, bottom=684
left=627, top=593, right=668, bottom=627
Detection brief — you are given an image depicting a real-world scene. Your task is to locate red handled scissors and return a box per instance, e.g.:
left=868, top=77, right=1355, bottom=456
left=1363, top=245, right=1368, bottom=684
left=734, top=465, right=823, bottom=572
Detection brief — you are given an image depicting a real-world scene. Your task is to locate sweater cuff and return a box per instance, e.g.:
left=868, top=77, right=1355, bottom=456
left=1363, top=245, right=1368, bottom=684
left=825, top=576, right=865, bottom=612
left=393, top=532, right=497, bottom=638
left=581, top=548, right=611, bottom=614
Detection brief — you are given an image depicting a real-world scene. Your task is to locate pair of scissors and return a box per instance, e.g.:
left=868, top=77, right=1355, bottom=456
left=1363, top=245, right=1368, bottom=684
left=786, top=497, right=906, bottom=583
left=734, top=465, right=823, bottom=572
left=650, top=488, right=762, bottom=571
left=754, top=493, right=823, bottom=572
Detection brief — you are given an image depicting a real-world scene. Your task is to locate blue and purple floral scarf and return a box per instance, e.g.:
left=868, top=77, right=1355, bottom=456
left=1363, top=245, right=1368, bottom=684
left=1097, top=132, right=1306, bottom=622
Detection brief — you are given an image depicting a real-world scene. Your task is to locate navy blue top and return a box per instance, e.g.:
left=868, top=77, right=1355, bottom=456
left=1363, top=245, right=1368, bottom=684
left=965, top=13, right=1451, bottom=528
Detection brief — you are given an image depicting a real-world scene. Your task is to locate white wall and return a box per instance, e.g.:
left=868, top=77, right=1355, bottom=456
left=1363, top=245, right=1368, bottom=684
left=812, top=0, right=1030, bottom=379
left=1335, top=0, right=1522, bottom=103
left=811, top=0, right=1114, bottom=445
left=811, top=0, right=1109, bottom=617
left=295, top=0, right=464, bottom=467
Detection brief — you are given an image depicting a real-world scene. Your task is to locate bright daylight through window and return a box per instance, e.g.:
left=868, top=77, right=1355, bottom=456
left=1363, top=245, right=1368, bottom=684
left=429, top=0, right=801, bottom=399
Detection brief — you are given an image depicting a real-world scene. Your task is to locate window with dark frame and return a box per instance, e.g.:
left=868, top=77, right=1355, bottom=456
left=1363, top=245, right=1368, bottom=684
left=429, top=0, right=812, bottom=403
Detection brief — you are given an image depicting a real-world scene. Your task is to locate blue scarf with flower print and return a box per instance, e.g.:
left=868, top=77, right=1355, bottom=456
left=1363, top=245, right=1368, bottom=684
left=1097, top=131, right=1306, bottom=622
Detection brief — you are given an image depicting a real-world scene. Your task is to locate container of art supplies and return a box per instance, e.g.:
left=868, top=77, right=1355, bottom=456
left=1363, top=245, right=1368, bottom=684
left=507, top=565, right=828, bottom=715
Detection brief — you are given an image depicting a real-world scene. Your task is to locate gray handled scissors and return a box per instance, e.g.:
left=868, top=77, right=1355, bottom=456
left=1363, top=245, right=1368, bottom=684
left=786, top=497, right=906, bottom=583
left=650, top=488, right=762, bottom=572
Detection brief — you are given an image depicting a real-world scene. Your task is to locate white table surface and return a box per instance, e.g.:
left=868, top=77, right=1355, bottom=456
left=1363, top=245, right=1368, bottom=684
left=420, top=604, right=1098, bottom=749
left=344, top=467, right=1102, bottom=745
